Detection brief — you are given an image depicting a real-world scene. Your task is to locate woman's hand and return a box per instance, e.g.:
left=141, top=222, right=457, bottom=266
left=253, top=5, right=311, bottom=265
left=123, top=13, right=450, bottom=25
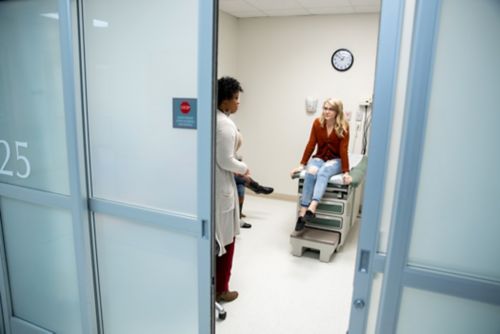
left=290, top=165, right=304, bottom=178
left=343, top=172, right=352, bottom=185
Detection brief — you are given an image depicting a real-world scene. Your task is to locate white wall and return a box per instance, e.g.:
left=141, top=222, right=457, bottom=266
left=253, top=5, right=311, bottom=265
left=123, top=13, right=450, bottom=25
left=218, top=12, right=379, bottom=196
left=217, top=11, right=238, bottom=78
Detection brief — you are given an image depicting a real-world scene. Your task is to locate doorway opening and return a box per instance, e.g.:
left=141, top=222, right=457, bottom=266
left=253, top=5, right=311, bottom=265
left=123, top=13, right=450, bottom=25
left=214, top=1, right=380, bottom=333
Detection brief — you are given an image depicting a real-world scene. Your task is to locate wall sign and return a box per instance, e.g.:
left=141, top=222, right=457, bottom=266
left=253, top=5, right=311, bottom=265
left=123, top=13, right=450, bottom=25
left=172, top=98, right=197, bottom=129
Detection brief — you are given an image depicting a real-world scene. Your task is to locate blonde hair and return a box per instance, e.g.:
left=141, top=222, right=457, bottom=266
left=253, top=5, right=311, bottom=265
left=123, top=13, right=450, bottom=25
left=319, top=99, right=348, bottom=138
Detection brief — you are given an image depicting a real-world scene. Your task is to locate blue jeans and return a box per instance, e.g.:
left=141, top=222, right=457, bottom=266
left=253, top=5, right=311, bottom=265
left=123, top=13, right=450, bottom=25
left=300, top=158, right=342, bottom=208
left=234, top=175, right=246, bottom=198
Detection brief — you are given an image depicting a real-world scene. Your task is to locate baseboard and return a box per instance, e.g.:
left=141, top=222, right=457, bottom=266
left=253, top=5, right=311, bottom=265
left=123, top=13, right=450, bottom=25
left=247, top=192, right=298, bottom=202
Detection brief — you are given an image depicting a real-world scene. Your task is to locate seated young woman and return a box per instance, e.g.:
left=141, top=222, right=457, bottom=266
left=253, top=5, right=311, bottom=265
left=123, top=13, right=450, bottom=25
left=290, top=98, right=352, bottom=232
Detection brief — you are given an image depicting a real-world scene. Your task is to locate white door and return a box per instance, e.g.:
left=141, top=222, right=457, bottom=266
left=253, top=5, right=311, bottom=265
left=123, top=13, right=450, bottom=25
left=0, top=0, right=216, bottom=333
left=348, top=0, right=500, bottom=333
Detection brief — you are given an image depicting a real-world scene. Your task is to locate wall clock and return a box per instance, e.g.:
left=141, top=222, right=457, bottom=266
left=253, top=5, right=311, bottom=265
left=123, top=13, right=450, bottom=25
left=331, top=48, right=354, bottom=72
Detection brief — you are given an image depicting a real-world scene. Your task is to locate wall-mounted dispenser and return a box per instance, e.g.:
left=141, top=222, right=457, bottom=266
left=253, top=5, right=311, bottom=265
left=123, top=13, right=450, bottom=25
left=305, top=97, right=318, bottom=113
left=359, top=97, right=372, bottom=107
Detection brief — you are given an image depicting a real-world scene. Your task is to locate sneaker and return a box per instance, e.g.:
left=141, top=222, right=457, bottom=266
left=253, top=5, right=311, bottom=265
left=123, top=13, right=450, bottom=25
left=303, top=210, right=316, bottom=223
left=216, top=290, right=239, bottom=302
left=294, top=216, right=305, bottom=231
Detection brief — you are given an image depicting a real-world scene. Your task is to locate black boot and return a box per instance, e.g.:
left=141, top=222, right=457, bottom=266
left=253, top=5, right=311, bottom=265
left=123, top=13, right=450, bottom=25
left=247, top=180, right=274, bottom=195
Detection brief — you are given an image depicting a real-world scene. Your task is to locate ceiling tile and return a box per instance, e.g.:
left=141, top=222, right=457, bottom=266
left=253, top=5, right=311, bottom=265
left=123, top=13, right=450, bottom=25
left=298, top=0, right=351, bottom=8
left=245, top=0, right=304, bottom=10
left=219, top=0, right=377, bottom=17
left=308, top=6, right=354, bottom=14
left=263, top=8, right=311, bottom=16
left=219, top=0, right=259, bottom=13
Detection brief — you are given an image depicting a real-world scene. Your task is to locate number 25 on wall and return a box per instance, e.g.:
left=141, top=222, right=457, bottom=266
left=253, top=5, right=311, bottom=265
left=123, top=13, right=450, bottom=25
left=0, top=140, right=31, bottom=179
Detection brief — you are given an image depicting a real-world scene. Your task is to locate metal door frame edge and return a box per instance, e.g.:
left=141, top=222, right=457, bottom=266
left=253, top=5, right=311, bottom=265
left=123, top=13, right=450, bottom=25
left=348, top=0, right=407, bottom=332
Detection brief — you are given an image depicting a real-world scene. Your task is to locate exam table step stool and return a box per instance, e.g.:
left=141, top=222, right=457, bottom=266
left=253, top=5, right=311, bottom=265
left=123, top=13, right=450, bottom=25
left=290, top=227, right=340, bottom=262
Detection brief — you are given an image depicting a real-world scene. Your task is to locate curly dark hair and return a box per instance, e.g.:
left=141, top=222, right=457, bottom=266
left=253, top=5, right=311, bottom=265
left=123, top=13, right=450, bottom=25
left=217, top=76, right=243, bottom=107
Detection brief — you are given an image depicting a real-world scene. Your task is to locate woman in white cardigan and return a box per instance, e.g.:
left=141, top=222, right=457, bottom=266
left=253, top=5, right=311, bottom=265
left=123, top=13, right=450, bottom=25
left=215, top=77, right=249, bottom=303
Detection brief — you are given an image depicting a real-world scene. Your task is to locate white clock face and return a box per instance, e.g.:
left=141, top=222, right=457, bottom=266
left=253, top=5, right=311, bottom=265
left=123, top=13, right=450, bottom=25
left=332, top=49, right=353, bottom=71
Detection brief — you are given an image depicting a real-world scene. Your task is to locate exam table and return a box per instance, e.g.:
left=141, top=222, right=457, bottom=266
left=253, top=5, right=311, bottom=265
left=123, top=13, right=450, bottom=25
left=290, top=154, right=368, bottom=262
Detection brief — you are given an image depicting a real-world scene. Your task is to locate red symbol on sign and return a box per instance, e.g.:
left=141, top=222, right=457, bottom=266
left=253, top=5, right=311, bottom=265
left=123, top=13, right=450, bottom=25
left=180, top=101, right=191, bottom=114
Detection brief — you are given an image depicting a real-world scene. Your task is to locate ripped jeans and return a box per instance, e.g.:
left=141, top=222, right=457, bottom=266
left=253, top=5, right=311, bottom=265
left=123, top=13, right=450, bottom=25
left=300, top=158, right=342, bottom=208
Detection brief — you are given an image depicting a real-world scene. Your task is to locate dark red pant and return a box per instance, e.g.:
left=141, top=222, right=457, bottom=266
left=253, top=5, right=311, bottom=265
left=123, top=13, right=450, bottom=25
left=216, top=239, right=235, bottom=294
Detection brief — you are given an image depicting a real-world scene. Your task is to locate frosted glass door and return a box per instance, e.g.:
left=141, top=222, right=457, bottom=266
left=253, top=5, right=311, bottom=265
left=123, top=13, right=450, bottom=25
left=407, top=0, right=500, bottom=281
left=0, top=199, right=82, bottom=334
left=84, top=0, right=198, bottom=213
left=0, top=0, right=70, bottom=194
left=349, top=1, right=500, bottom=333
left=395, top=0, right=500, bottom=330
left=81, top=0, right=214, bottom=333
left=0, top=0, right=88, bottom=333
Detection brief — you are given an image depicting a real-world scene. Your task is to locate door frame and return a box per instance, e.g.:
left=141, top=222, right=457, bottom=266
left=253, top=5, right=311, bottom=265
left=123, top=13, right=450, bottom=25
left=0, top=0, right=98, bottom=332
left=198, top=0, right=218, bottom=333
left=349, top=0, right=500, bottom=333
left=0, top=0, right=217, bottom=333
left=376, top=0, right=500, bottom=332
left=347, top=0, right=407, bottom=332
left=75, top=0, right=217, bottom=332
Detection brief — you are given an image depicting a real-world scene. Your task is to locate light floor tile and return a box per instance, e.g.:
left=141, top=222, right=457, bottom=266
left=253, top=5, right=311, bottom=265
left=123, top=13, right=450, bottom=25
left=216, top=195, right=360, bottom=334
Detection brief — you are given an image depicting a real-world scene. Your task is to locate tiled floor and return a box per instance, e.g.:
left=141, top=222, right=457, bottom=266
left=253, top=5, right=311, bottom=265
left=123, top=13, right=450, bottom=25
left=216, top=195, right=360, bottom=334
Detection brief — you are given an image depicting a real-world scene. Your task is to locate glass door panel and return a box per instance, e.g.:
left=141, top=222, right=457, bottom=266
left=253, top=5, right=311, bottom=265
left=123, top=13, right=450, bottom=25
left=397, top=288, right=500, bottom=334
left=0, top=0, right=70, bottom=195
left=81, top=0, right=212, bottom=333
left=0, top=198, right=82, bottom=334
left=0, top=0, right=92, bottom=333
left=95, top=214, right=198, bottom=334
left=349, top=1, right=500, bottom=333
left=407, top=0, right=500, bottom=281
left=83, top=0, right=199, bottom=214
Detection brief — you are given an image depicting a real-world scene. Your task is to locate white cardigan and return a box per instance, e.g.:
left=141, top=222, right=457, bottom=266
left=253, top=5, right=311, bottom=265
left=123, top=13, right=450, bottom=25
left=215, top=110, right=248, bottom=255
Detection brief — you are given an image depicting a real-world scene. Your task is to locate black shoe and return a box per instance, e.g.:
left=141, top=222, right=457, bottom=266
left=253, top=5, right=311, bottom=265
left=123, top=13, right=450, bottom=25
left=247, top=181, right=274, bottom=195
left=294, top=216, right=305, bottom=231
left=303, top=210, right=316, bottom=223
left=241, top=222, right=252, bottom=229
